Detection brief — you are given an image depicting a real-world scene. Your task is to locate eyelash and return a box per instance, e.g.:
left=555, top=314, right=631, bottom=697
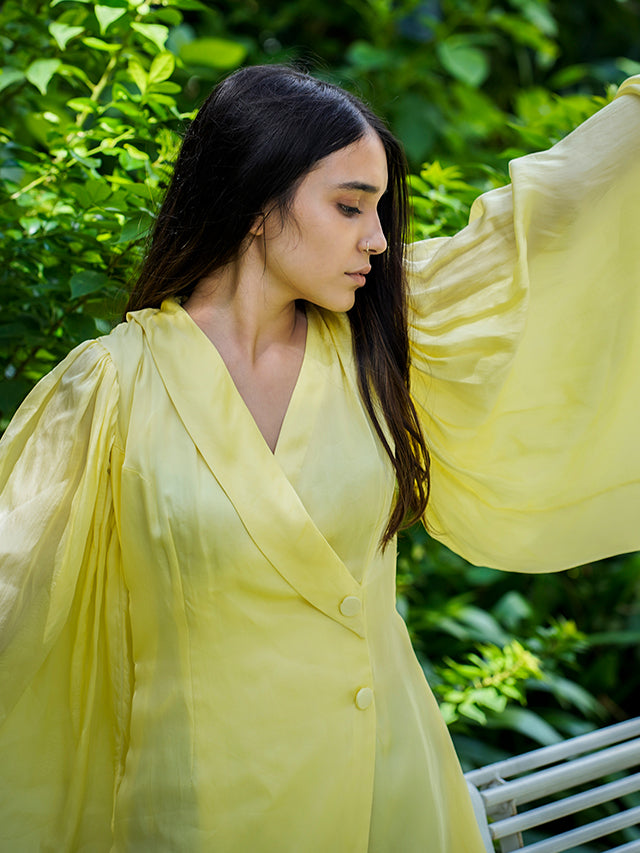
left=338, top=204, right=362, bottom=217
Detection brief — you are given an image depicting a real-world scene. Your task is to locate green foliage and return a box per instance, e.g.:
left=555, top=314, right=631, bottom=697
left=409, top=161, right=501, bottom=239
left=0, top=0, right=249, bottom=428
left=397, top=525, right=640, bottom=767
left=435, top=640, right=543, bottom=726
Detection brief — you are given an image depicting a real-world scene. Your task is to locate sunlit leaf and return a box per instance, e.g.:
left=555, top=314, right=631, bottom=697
left=131, top=22, right=170, bottom=51
left=0, top=68, right=24, bottom=93
left=67, top=97, right=100, bottom=113
left=123, top=144, right=149, bottom=161
left=149, top=81, right=181, bottom=94
left=25, top=59, right=62, bottom=95
left=81, top=36, right=121, bottom=52
left=128, top=61, right=148, bottom=94
left=164, top=0, right=208, bottom=8
left=148, top=52, right=176, bottom=83
left=458, top=702, right=487, bottom=724
left=94, top=5, right=127, bottom=34
left=49, top=22, right=85, bottom=50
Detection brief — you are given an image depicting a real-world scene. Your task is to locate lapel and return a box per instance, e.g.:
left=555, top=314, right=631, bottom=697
left=132, top=299, right=365, bottom=638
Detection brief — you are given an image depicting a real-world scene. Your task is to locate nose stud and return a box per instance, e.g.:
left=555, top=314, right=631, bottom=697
left=365, top=241, right=371, bottom=254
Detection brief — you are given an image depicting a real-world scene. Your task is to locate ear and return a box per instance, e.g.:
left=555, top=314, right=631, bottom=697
left=249, top=212, right=267, bottom=237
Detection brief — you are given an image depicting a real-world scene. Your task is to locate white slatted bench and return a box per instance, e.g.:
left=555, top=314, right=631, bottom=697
left=464, top=717, right=640, bottom=852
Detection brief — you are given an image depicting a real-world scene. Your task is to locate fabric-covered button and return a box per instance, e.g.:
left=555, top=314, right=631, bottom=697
left=355, top=687, right=373, bottom=710
left=339, top=595, right=362, bottom=617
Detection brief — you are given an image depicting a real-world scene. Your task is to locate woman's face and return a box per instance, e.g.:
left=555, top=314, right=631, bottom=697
left=259, top=129, right=389, bottom=313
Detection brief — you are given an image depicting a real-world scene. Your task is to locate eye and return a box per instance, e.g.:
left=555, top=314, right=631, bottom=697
left=338, top=203, right=362, bottom=217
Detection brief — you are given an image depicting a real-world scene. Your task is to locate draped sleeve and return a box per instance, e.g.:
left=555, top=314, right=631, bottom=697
left=0, top=341, right=131, bottom=847
left=406, top=76, right=640, bottom=572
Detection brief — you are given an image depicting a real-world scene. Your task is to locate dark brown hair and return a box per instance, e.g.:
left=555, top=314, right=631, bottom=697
left=125, top=65, right=429, bottom=545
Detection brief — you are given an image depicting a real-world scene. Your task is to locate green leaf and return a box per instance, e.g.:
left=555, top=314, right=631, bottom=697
left=486, top=708, right=562, bottom=747
left=437, top=38, right=490, bottom=87
left=438, top=702, right=457, bottom=724
left=536, top=676, right=603, bottom=717
left=131, top=22, right=170, bottom=52
left=59, top=63, right=94, bottom=90
left=148, top=52, right=175, bottom=83
left=95, top=5, right=128, bottom=34
left=66, top=178, right=112, bottom=207
left=458, top=702, right=487, bottom=725
left=128, top=61, right=148, bottom=95
left=512, top=0, right=558, bottom=37
left=67, top=96, right=100, bottom=113
left=65, top=311, right=99, bottom=342
left=588, top=630, right=640, bottom=645
left=149, top=81, right=181, bottom=94
left=118, top=218, right=151, bottom=243
left=149, top=7, right=182, bottom=27
left=493, top=591, right=533, bottom=630
left=476, top=689, right=507, bottom=713
left=617, top=58, right=640, bottom=77
left=179, top=37, right=247, bottom=70
left=49, top=22, right=85, bottom=50
left=81, top=36, right=121, bottom=52
left=123, top=143, right=149, bottom=161
left=163, top=0, right=208, bottom=8
left=0, top=68, right=25, bottom=94
left=25, top=59, right=62, bottom=95
left=69, top=270, right=109, bottom=298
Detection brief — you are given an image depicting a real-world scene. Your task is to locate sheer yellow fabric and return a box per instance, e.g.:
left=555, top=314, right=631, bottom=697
left=409, top=76, right=640, bottom=570
left=0, top=78, right=638, bottom=851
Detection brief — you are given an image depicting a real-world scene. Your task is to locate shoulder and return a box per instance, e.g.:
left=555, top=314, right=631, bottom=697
left=97, top=308, right=153, bottom=372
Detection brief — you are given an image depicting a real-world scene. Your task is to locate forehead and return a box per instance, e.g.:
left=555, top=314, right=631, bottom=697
left=307, top=131, right=388, bottom=193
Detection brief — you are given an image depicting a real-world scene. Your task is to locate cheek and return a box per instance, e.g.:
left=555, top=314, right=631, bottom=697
left=303, top=214, right=347, bottom=263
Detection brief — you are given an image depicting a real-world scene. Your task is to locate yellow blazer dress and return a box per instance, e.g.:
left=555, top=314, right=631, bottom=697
left=1, top=76, right=639, bottom=852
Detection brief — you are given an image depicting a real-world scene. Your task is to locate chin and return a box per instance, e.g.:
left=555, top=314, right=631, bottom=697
left=320, top=290, right=358, bottom=313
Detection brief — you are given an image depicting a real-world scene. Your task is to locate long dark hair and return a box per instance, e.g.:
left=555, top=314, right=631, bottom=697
left=126, top=65, right=430, bottom=545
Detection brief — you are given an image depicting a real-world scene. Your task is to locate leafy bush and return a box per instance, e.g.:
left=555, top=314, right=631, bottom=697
left=0, top=0, right=213, bottom=426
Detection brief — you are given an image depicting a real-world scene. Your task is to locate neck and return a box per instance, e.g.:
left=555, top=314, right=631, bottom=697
left=182, top=246, right=303, bottom=363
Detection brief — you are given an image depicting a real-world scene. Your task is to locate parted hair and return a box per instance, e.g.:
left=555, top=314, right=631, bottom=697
left=125, top=64, right=430, bottom=545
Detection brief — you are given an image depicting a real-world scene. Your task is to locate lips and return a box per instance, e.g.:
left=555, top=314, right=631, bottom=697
left=347, top=273, right=366, bottom=286
left=346, top=264, right=371, bottom=286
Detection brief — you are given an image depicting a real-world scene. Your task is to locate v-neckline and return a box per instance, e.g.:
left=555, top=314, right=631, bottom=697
left=134, top=299, right=366, bottom=635
left=178, top=301, right=314, bottom=458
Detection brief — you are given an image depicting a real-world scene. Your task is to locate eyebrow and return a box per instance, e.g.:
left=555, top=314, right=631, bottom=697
left=334, top=180, right=386, bottom=194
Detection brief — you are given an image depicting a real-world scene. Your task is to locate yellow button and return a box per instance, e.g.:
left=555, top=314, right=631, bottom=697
left=355, top=687, right=373, bottom=710
left=339, top=595, right=362, bottom=617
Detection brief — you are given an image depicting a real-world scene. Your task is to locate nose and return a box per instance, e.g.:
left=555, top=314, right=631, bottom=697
left=361, top=220, right=387, bottom=255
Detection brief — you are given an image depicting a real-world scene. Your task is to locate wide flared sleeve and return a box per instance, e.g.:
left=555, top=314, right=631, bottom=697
left=406, top=76, right=640, bottom=572
left=0, top=341, right=131, bottom=848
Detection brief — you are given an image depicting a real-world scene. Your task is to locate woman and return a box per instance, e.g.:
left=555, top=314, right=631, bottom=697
left=1, top=65, right=639, bottom=852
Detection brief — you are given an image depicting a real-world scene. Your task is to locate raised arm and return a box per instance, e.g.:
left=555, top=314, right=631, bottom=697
left=406, top=76, right=640, bottom=571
